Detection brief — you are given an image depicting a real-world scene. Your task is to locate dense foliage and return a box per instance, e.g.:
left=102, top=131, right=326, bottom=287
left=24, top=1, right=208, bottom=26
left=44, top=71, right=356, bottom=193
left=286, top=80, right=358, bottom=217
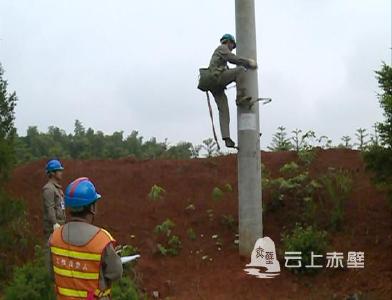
left=15, top=120, right=198, bottom=163
left=281, top=224, right=328, bottom=274
left=0, top=64, right=31, bottom=289
left=0, top=64, right=17, bottom=182
left=4, top=246, right=144, bottom=300
left=363, top=63, right=392, bottom=203
left=0, top=190, right=30, bottom=283
left=4, top=247, right=55, bottom=300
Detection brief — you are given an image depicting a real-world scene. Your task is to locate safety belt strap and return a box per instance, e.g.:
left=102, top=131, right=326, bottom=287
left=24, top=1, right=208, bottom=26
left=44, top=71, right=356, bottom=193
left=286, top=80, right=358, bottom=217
left=205, top=91, right=221, bottom=151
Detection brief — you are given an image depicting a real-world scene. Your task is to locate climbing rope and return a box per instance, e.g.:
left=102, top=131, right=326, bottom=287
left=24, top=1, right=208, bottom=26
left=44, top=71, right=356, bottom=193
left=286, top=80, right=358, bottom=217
left=205, top=91, right=221, bottom=151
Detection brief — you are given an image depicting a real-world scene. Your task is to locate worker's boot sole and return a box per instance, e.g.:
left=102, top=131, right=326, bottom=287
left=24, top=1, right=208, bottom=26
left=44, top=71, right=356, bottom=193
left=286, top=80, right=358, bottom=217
left=224, top=138, right=237, bottom=148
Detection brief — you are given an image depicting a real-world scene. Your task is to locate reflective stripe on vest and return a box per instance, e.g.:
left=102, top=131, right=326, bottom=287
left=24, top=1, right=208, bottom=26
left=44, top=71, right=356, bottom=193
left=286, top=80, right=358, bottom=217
left=53, top=265, right=99, bottom=280
left=58, top=287, right=112, bottom=298
left=51, top=247, right=101, bottom=261
left=50, top=225, right=116, bottom=299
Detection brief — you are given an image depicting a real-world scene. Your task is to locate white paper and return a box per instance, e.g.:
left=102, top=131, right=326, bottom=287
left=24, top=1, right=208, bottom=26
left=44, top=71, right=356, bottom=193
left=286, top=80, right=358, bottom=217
left=239, top=113, right=257, bottom=131
left=121, top=254, right=140, bottom=264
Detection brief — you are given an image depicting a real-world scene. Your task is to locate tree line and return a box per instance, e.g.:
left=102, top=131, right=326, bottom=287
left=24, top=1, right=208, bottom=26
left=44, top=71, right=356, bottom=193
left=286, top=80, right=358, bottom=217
left=15, top=120, right=199, bottom=163
left=14, top=122, right=381, bottom=165
left=267, top=126, right=380, bottom=152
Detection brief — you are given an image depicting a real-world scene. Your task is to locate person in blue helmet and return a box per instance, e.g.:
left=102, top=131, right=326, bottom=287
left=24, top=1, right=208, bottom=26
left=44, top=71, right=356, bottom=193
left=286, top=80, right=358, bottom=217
left=48, top=177, right=123, bottom=300
left=42, top=159, right=66, bottom=241
left=199, top=34, right=258, bottom=148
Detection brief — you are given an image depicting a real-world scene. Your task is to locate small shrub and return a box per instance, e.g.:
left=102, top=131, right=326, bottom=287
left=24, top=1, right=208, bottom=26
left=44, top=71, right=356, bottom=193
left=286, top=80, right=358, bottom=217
left=154, top=219, right=181, bottom=256
left=167, top=235, right=182, bottom=255
left=117, top=244, right=140, bottom=273
left=4, top=246, right=55, bottom=300
left=156, top=243, right=168, bottom=256
left=187, top=228, right=197, bottom=240
left=224, top=183, right=233, bottom=192
left=112, top=276, right=145, bottom=300
left=281, top=224, right=328, bottom=274
left=156, top=235, right=182, bottom=256
left=279, top=161, right=299, bottom=177
left=212, top=187, right=224, bottom=202
left=297, top=149, right=316, bottom=166
left=364, top=145, right=392, bottom=206
left=0, top=189, right=31, bottom=282
left=302, top=196, right=317, bottom=226
left=221, top=214, right=236, bottom=231
left=320, top=170, right=353, bottom=231
left=119, top=244, right=139, bottom=256
left=148, top=185, right=166, bottom=201
left=154, top=219, right=175, bottom=237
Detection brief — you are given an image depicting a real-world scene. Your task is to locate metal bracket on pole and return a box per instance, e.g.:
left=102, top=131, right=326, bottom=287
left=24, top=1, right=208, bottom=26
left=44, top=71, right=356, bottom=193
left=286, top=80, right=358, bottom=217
left=259, top=97, right=272, bottom=105
left=248, top=97, right=272, bottom=109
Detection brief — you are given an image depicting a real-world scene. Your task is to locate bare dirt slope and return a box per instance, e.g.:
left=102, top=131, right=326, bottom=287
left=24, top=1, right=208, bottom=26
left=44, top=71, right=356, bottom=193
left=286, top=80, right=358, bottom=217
left=7, top=149, right=392, bottom=299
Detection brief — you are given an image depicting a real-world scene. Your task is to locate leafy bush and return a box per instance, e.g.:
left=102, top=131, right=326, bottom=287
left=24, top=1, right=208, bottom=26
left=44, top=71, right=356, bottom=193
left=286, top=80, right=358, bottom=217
left=0, top=64, right=17, bottom=182
left=187, top=228, right=197, bottom=240
left=4, top=246, right=55, bottom=300
left=167, top=235, right=182, bottom=255
left=320, top=170, right=353, bottom=230
left=112, top=245, right=145, bottom=299
left=297, top=149, right=316, bottom=166
left=0, top=189, right=31, bottom=282
left=224, top=183, right=233, bottom=192
left=211, top=187, right=224, bottom=202
left=363, top=63, right=392, bottom=205
left=281, top=224, right=328, bottom=274
left=154, top=219, right=175, bottom=237
left=156, top=235, right=182, bottom=256
left=112, top=276, right=145, bottom=300
left=119, top=244, right=139, bottom=256
left=156, top=243, right=169, bottom=256
left=148, top=185, right=166, bottom=201
left=154, top=219, right=181, bottom=256
left=220, top=214, right=236, bottom=231
left=279, top=161, right=299, bottom=177
left=263, top=163, right=320, bottom=215
left=116, top=244, right=140, bottom=275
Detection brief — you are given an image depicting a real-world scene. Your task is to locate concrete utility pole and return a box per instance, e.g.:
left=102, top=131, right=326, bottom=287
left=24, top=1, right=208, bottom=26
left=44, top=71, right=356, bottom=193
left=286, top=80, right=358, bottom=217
left=235, top=0, right=263, bottom=256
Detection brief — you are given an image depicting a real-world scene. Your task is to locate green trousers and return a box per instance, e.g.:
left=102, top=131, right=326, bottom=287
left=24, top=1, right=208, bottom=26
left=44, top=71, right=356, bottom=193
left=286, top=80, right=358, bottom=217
left=211, top=67, right=247, bottom=139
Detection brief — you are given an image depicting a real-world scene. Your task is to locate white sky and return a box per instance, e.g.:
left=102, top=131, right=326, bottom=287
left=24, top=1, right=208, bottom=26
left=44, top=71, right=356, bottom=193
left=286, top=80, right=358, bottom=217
left=0, top=0, right=390, bottom=149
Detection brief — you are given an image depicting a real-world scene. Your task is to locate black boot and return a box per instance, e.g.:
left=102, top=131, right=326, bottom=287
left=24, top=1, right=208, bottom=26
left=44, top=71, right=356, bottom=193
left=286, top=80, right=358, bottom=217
left=224, top=137, right=236, bottom=148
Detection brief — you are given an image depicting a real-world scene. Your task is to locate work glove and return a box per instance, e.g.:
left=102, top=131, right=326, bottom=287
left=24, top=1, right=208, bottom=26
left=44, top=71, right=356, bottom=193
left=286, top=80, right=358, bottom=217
left=53, top=223, right=61, bottom=230
left=247, top=59, right=258, bottom=69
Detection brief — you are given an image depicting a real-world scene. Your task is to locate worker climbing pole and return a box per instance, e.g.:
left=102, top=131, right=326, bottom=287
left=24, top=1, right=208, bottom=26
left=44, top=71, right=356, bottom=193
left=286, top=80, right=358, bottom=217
left=197, top=34, right=257, bottom=149
left=197, top=0, right=263, bottom=256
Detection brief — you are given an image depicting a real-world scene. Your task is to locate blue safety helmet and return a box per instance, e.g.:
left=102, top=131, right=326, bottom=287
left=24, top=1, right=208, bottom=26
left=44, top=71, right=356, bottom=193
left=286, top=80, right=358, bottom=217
left=220, top=33, right=236, bottom=49
left=64, top=177, right=101, bottom=210
left=46, top=159, right=64, bottom=174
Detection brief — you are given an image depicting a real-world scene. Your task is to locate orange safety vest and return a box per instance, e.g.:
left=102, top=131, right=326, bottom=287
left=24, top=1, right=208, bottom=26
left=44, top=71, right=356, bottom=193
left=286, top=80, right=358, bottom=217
left=49, top=226, right=116, bottom=300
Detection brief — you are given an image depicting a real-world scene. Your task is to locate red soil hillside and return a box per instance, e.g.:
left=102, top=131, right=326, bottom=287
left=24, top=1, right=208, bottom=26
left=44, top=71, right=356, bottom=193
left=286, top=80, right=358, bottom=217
left=6, top=149, right=392, bottom=299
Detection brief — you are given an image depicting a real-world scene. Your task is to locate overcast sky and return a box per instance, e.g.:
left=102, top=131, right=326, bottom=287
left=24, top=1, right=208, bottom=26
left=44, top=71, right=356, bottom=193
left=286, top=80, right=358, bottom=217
left=0, top=0, right=390, bottom=149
